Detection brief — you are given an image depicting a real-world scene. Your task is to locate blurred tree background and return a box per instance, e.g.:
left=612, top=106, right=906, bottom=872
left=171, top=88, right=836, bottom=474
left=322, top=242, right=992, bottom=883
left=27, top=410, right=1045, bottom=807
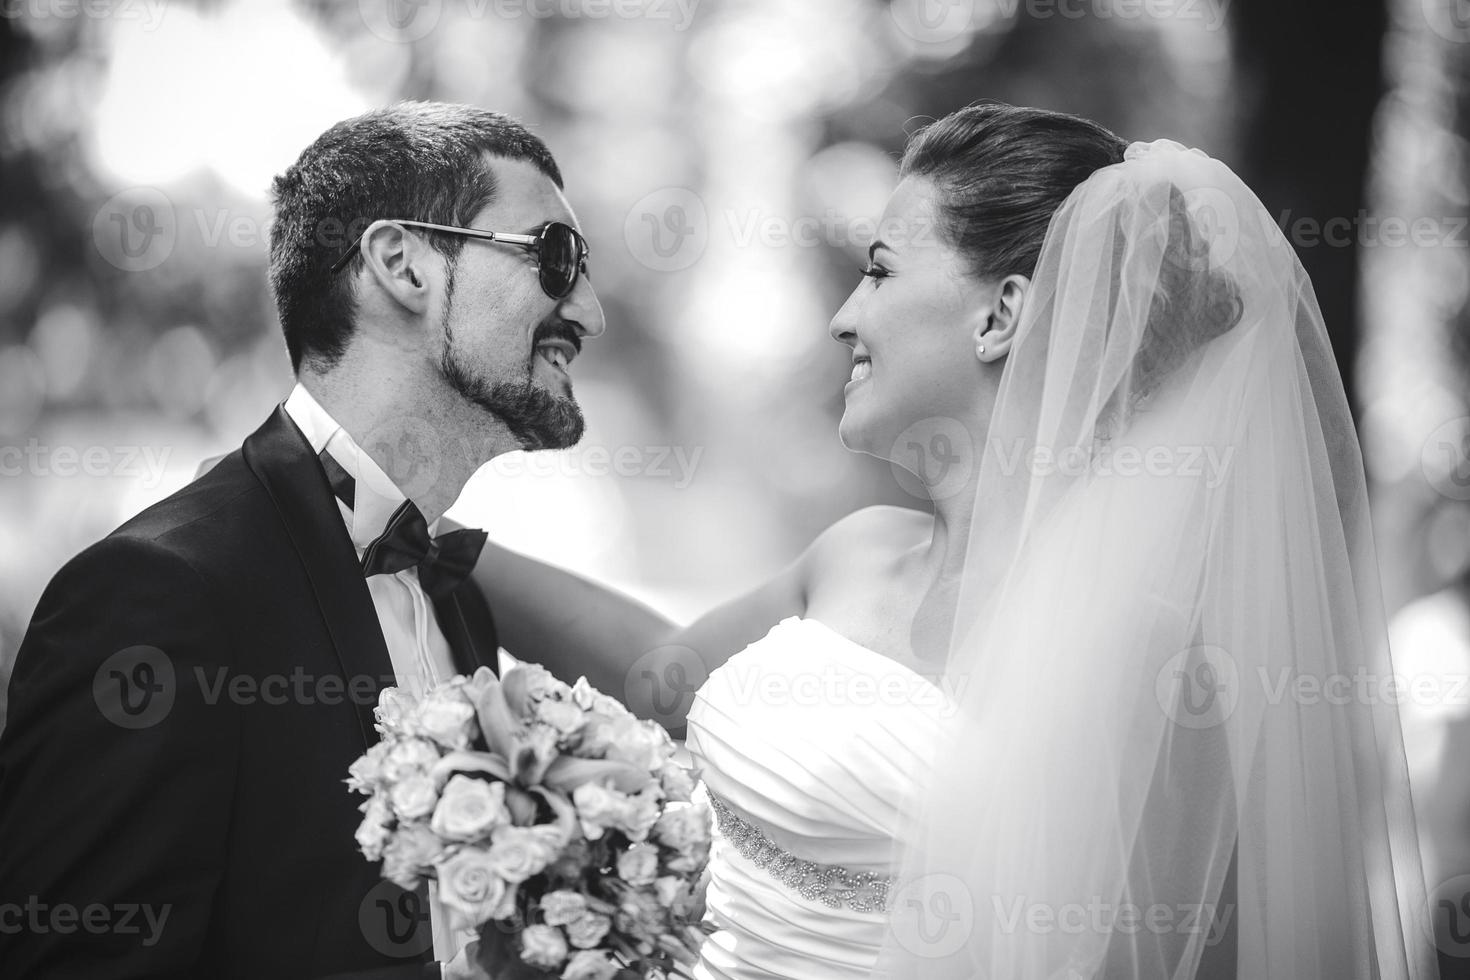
left=1, top=0, right=1468, bottom=959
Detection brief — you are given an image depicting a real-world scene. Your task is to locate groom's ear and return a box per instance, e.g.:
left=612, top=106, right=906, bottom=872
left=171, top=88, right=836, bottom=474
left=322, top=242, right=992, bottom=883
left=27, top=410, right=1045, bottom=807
left=360, top=219, right=434, bottom=318
left=973, top=273, right=1029, bottom=361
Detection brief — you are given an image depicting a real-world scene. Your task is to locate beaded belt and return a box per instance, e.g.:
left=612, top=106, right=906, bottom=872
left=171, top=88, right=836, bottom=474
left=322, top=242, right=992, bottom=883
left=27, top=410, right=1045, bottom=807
left=706, top=792, right=892, bottom=913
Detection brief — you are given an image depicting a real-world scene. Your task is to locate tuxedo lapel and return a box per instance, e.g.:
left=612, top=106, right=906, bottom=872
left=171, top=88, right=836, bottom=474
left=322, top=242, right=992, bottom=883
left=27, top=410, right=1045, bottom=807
left=241, top=406, right=392, bottom=748
left=431, top=583, right=499, bottom=680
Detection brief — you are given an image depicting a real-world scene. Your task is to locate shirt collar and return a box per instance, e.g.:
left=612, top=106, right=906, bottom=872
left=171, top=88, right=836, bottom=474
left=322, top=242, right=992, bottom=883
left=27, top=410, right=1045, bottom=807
left=283, top=383, right=438, bottom=553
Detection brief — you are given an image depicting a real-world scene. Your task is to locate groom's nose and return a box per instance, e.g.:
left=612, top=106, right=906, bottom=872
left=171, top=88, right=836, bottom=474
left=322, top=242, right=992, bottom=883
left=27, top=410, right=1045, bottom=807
left=558, top=271, right=606, bottom=340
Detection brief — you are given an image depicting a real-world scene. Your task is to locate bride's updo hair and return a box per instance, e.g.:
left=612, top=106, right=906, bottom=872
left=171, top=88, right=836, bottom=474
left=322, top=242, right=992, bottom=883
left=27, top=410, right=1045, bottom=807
left=1136, top=185, right=1245, bottom=401
left=900, top=102, right=1128, bottom=281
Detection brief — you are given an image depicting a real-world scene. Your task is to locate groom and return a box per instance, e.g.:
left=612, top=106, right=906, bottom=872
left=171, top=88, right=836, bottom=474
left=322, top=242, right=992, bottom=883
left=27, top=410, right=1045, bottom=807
left=0, top=102, right=605, bottom=978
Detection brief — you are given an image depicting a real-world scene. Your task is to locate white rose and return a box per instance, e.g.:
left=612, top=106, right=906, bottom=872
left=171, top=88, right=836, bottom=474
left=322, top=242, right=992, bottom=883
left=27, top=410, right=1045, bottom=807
left=382, top=737, right=441, bottom=781
left=571, top=783, right=627, bottom=841
left=375, top=687, right=417, bottom=735
left=560, top=949, right=620, bottom=980
left=519, top=923, right=569, bottom=970
left=657, top=760, right=696, bottom=802
left=653, top=875, right=685, bottom=908
left=615, top=788, right=662, bottom=843
left=616, top=843, right=659, bottom=886
left=540, top=890, right=589, bottom=927
left=381, top=822, right=444, bottom=888
left=431, top=775, right=508, bottom=841
left=604, top=720, right=671, bottom=772
left=435, top=849, right=511, bottom=926
left=485, top=824, right=562, bottom=883
left=390, top=774, right=439, bottom=820
left=504, top=663, right=570, bottom=718
left=575, top=715, right=617, bottom=758
left=347, top=740, right=391, bottom=792
left=355, top=795, right=393, bottom=860
left=571, top=677, right=632, bottom=720
left=617, top=889, right=666, bottom=935
left=415, top=692, right=478, bottom=749
left=563, top=911, right=612, bottom=950
left=569, top=677, right=599, bottom=712
left=536, top=698, right=588, bottom=738
left=653, top=804, right=711, bottom=853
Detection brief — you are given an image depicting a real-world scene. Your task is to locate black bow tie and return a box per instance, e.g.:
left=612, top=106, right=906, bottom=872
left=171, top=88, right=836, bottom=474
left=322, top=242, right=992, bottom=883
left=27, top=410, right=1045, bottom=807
left=319, top=450, right=487, bottom=599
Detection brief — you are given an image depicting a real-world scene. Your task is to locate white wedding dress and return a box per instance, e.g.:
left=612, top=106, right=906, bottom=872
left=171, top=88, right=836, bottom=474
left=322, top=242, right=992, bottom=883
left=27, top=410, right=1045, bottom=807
left=684, top=617, right=950, bottom=980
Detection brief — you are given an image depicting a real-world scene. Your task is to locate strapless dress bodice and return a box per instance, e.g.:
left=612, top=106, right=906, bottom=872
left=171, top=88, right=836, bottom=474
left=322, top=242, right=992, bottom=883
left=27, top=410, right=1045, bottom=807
left=685, top=617, right=951, bottom=980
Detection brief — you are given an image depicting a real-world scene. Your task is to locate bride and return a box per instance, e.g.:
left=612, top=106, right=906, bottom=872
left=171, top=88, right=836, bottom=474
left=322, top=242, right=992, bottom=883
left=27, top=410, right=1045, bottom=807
left=471, top=103, right=1438, bottom=978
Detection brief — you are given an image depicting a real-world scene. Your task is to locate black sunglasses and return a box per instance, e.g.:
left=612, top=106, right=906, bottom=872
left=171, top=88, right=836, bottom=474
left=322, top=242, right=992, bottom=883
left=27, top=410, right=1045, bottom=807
left=329, top=219, right=590, bottom=300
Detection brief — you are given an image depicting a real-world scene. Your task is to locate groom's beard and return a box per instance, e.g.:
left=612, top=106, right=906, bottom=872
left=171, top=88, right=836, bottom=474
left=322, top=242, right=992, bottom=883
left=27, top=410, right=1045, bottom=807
left=439, top=280, right=585, bottom=452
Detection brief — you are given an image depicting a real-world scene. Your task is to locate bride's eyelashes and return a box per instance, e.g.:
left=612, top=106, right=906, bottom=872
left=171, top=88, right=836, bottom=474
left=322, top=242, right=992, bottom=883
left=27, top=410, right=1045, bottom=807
left=860, top=263, right=890, bottom=284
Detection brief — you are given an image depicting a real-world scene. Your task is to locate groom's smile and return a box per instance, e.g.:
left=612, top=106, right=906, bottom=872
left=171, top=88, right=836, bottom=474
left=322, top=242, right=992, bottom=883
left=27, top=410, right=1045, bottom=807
left=531, top=323, right=582, bottom=392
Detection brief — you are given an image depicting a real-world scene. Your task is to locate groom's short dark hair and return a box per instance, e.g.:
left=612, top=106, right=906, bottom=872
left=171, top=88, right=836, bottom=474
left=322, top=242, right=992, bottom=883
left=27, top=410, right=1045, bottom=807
left=268, top=101, right=563, bottom=373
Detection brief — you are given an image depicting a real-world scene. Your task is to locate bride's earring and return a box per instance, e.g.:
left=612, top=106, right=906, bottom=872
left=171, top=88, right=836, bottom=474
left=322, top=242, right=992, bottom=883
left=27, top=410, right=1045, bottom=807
left=975, top=314, right=994, bottom=361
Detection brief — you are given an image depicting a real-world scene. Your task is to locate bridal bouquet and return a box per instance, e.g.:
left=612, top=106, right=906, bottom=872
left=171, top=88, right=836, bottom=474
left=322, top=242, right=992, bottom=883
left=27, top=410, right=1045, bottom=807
left=347, top=664, right=712, bottom=980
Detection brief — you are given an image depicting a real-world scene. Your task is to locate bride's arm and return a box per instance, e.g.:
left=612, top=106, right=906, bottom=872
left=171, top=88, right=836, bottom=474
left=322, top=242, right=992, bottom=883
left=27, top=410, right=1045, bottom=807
left=465, top=537, right=814, bottom=734
left=464, top=506, right=910, bottom=731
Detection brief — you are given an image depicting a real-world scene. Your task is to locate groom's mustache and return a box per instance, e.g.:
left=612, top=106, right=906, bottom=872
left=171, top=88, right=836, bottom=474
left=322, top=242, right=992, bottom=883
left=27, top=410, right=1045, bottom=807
left=532, top=321, right=583, bottom=357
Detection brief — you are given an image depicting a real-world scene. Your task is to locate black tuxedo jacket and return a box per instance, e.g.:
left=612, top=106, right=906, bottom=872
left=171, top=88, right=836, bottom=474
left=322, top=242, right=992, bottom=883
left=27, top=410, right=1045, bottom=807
left=0, top=407, right=499, bottom=979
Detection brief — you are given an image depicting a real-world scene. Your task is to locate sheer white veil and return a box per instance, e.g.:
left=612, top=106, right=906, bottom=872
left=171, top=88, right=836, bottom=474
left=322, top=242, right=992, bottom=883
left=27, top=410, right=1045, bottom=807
left=874, top=140, right=1439, bottom=979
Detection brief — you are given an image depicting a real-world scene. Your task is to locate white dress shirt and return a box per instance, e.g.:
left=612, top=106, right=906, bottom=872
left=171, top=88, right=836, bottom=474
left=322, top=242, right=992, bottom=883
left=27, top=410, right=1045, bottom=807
left=282, top=383, right=475, bottom=968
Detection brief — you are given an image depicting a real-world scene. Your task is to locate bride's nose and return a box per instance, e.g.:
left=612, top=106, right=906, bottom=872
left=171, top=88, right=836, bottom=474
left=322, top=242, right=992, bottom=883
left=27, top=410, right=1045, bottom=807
left=828, top=292, right=859, bottom=348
